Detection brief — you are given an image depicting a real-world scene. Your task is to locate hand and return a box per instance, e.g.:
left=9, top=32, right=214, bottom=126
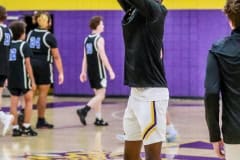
left=31, top=81, right=37, bottom=91
left=58, top=73, right=64, bottom=85
left=212, top=141, right=225, bottom=159
left=79, top=72, right=87, bottom=82
left=109, top=71, right=115, bottom=80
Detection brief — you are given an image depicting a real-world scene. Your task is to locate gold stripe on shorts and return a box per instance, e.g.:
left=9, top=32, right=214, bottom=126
left=142, top=101, right=157, bottom=140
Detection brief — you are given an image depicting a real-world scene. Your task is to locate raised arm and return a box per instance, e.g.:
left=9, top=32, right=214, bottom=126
left=117, top=0, right=132, bottom=12
left=97, top=37, right=115, bottom=80
left=127, top=0, right=164, bottom=18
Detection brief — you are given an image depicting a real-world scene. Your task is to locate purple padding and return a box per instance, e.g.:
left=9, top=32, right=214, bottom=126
left=8, top=10, right=230, bottom=97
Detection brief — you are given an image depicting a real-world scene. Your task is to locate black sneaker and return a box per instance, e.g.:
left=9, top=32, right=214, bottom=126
left=18, top=109, right=24, bottom=128
left=36, top=118, right=54, bottom=129
left=76, top=108, right=87, bottom=126
left=22, top=126, right=38, bottom=136
left=12, top=128, right=22, bottom=137
left=94, top=118, right=108, bottom=126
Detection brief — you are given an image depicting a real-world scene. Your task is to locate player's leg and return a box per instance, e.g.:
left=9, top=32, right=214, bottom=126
left=144, top=142, right=162, bottom=160
left=123, top=96, right=143, bottom=160
left=22, top=90, right=37, bottom=136
left=36, top=84, right=53, bottom=129
left=77, top=88, right=106, bottom=126
left=9, top=90, right=21, bottom=136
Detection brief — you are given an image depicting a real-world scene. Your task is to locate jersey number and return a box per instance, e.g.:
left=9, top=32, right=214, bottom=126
left=3, top=33, right=11, bottom=46
left=9, top=48, right=17, bottom=61
left=29, top=37, right=41, bottom=49
left=86, top=43, right=93, bottom=55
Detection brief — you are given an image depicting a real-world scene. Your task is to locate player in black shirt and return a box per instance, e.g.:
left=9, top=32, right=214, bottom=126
left=118, top=0, right=169, bottom=159
left=8, top=21, right=37, bottom=136
left=26, top=11, right=64, bottom=129
left=77, top=16, right=115, bottom=126
left=0, top=5, right=14, bottom=136
left=205, top=0, right=240, bottom=159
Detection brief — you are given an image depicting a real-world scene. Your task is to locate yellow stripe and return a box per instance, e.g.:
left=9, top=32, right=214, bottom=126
left=2, top=0, right=225, bottom=11
left=144, top=127, right=157, bottom=140
left=142, top=101, right=155, bottom=140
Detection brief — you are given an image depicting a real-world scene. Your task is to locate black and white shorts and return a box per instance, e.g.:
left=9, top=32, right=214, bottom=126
left=89, top=78, right=107, bottom=89
left=32, top=61, right=53, bottom=85
left=0, top=75, right=7, bottom=87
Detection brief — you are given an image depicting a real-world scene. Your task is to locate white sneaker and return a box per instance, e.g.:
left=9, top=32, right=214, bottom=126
left=2, top=114, right=14, bottom=136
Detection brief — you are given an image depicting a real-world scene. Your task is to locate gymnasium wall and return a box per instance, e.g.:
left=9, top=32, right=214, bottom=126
left=4, top=0, right=229, bottom=97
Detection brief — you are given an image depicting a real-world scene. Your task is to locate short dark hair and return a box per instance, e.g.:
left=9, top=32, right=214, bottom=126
left=0, top=5, right=7, bottom=21
left=89, top=16, right=103, bottom=30
left=224, top=0, right=240, bottom=28
left=9, top=21, right=26, bottom=40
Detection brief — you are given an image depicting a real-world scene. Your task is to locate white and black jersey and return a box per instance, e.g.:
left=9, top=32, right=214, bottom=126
left=84, top=34, right=107, bottom=89
left=0, top=24, right=12, bottom=76
left=27, top=28, right=57, bottom=63
left=8, top=40, right=32, bottom=90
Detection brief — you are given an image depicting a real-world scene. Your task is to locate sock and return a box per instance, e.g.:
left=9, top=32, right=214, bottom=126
left=84, top=105, right=91, bottom=112
left=95, top=112, right=102, bottom=120
left=12, top=125, right=19, bottom=129
left=38, top=117, right=45, bottom=123
left=23, top=123, right=30, bottom=128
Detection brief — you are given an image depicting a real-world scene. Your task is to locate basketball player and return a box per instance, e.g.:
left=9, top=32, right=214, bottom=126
left=117, top=0, right=168, bottom=159
left=77, top=16, right=115, bottom=126
left=205, top=0, right=240, bottom=159
left=0, top=5, right=14, bottom=136
left=26, top=11, right=64, bottom=129
left=8, top=21, right=37, bottom=136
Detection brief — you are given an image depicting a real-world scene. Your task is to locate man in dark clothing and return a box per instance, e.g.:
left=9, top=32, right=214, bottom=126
left=117, top=0, right=169, bottom=159
left=205, top=0, right=240, bottom=159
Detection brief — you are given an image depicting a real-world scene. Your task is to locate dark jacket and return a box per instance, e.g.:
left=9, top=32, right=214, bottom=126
left=118, top=0, right=168, bottom=87
left=205, top=27, right=240, bottom=144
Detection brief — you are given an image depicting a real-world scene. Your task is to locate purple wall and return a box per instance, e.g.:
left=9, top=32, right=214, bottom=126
left=8, top=10, right=230, bottom=97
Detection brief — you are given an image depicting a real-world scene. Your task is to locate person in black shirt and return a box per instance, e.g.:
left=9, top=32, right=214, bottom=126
left=117, top=0, right=169, bottom=159
left=77, top=16, right=115, bottom=126
left=26, top=11, right=64, bottom=129
left=0, top=5, right=14, bottom=136
left=8, top=21, right=37, bottom=136
left=205, top=0, right=240, bottom=159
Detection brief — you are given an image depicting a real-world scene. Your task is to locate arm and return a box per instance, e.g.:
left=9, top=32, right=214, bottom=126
left=0, top=27, right=2, bottom=42
left=97, top=37, right=115, bottom=80
left=25, top=57, right=36, bottom=91
left=51, top=48, right=64, bottom=85
left=127, top=0, right=163, bottom=18
left=79, top=48, right=88, bottom=83
left=117, top=0, right=132, bottom=12
left=204, top=52, right=221, bottom=142
left=204, top=52, right=224, bottom=158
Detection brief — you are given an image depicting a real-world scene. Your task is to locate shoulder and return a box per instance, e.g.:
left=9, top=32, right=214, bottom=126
left=210, top=36, right=230, bottom=54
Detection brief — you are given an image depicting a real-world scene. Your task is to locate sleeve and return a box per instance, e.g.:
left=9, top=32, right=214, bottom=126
left=46, top=33, right=58, bottom=48
left=22, top=42, right=33, bottom=58
left=204, top=51, right=221, bottom=142
left=127, top=0, right=164, bottom=19
left=117, top=0, right=132, bottom=12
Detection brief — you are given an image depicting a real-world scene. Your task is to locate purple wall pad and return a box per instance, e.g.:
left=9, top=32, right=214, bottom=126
left=8, top=10, right=230, bottom=97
